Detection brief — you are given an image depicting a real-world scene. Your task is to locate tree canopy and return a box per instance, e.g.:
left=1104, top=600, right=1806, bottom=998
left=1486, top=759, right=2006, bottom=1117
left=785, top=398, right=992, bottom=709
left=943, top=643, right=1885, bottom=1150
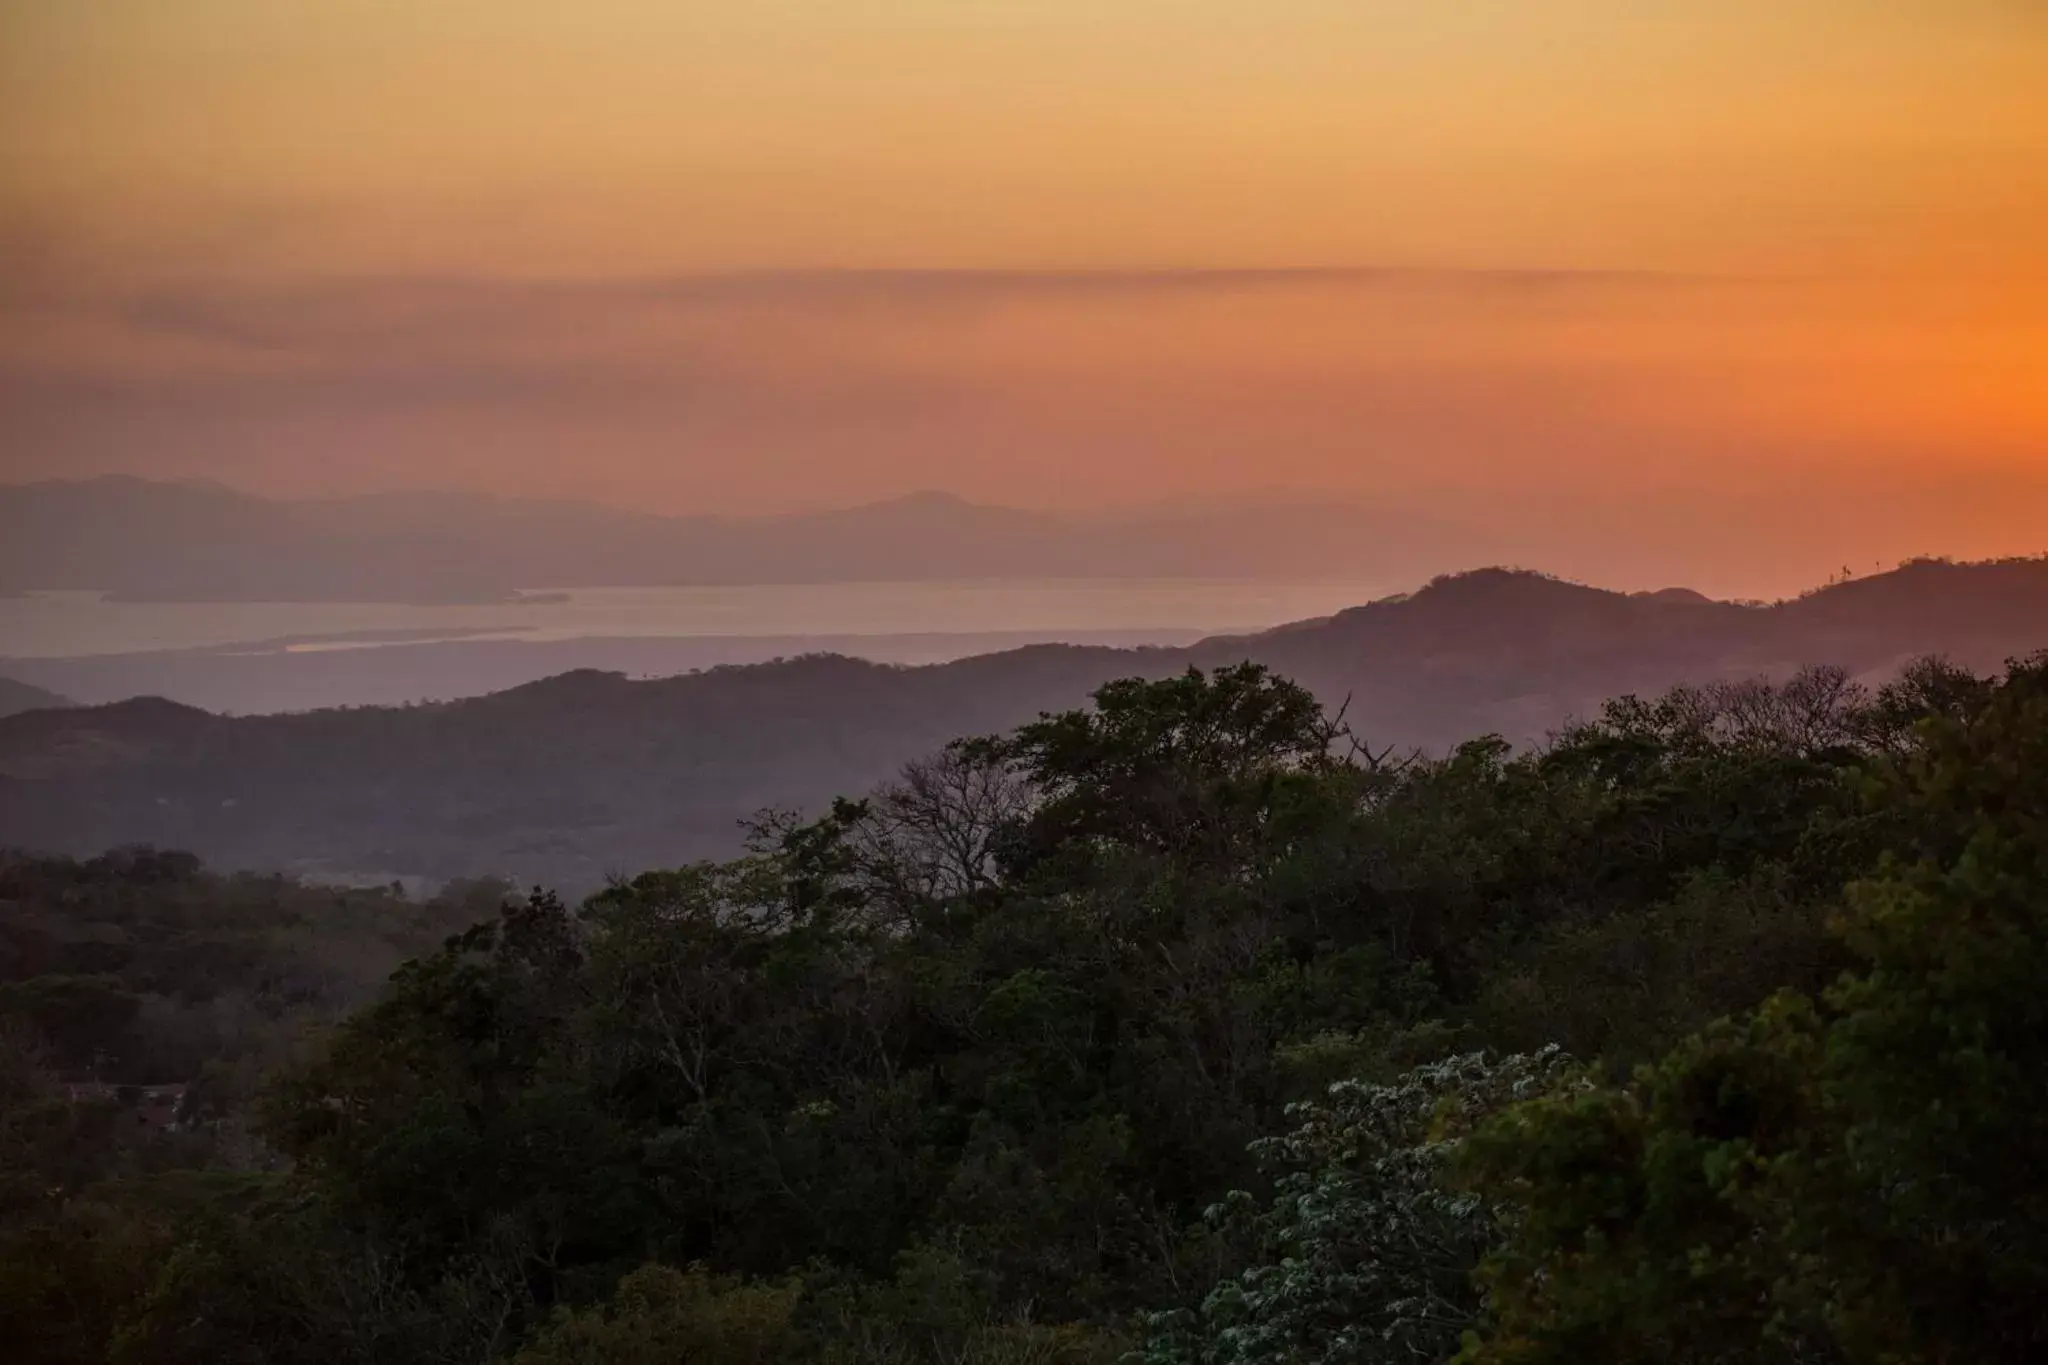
left=6, top=655, right=2046, bottom=1363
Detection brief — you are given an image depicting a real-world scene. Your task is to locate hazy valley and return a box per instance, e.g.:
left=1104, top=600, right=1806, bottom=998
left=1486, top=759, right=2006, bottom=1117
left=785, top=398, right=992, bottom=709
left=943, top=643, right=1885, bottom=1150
left=5, top=555, right=2043, bottom=889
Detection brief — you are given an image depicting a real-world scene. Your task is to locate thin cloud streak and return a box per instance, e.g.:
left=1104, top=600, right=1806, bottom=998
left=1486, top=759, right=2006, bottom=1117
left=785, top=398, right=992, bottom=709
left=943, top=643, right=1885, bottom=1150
left=88, top=265, right=1732, bottom=356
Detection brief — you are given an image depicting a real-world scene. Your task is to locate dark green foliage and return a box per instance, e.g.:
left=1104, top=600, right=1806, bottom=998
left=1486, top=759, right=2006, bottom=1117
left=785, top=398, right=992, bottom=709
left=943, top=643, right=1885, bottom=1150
left=1456, top=655, right=2048, bottom=1363
left=513, top=1264, right=806, bottom=1365
left=996, top=664, right=1347, bottom=876
left=1135, top=1048, right=1580, bottom=1365
left=8, top=655, right=2045, bottom=1363
left=0, top=853, right=491, bottom=1362
left=0, top=848, right=486, bottom=1085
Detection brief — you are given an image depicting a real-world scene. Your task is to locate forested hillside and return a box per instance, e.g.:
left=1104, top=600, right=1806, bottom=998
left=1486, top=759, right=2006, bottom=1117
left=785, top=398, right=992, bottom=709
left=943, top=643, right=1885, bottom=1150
left=0, top=851, right=491, bottom=1087
left=4, top=558, right=2045, bottom=889
left=7, top=653, right=2046, bottom=1362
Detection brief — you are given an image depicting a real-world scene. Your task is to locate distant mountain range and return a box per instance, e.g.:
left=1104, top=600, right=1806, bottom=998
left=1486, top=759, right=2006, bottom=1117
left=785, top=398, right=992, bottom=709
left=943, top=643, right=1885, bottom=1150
left=0, top=477, right=1432, bottom=603
left=3, top=557, right=2044, bottom=889
left=0, top=677, right=70, bottom=719
left=2, top=629, right=1215, bottom=716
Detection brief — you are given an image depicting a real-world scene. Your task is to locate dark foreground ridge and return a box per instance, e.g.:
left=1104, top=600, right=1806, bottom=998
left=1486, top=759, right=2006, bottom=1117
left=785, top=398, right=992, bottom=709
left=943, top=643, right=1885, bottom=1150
left=7, top=650, right=2047, bottom=1362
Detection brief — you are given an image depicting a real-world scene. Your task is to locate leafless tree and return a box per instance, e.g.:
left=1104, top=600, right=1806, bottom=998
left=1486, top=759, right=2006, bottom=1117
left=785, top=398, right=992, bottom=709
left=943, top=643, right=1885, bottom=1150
left=1704, top=664, right=1865, bottom=753
left=851, top=741, right=1035, bottom=911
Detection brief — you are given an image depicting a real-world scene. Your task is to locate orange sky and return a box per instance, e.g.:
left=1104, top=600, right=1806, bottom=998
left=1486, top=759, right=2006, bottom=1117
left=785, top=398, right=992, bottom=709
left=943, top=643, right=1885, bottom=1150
left=2, top=1, right=2045, bottom=581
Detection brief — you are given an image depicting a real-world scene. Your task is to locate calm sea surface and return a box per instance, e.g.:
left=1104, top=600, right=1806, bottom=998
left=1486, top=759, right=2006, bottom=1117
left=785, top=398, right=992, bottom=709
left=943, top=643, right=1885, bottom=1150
left=0, top=581, right=1401, bottom=660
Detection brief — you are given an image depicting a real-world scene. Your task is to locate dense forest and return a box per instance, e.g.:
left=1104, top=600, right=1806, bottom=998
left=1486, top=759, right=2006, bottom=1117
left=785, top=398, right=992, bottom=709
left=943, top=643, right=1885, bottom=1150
left=6, top=653, right=2047, bottom=1362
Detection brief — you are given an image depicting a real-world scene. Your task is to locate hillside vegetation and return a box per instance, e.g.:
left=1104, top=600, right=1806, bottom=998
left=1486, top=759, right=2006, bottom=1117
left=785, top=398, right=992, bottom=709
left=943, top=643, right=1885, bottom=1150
left=6, top=651, right=2047, bottom=1361
left=4, top=558, right=2046, bottom=888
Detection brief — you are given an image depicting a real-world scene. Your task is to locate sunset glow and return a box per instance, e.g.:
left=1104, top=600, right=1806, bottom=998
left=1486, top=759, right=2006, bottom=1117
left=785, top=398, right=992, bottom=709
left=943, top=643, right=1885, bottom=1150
left=3, top=1, right=2045, bottom=582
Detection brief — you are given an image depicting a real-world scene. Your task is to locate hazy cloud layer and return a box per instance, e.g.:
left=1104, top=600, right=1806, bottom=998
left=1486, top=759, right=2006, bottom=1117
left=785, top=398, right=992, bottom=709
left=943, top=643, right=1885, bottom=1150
left=6, top=263, right=2045, bottom=605
left=4, top=0, right=2043, bottom=599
